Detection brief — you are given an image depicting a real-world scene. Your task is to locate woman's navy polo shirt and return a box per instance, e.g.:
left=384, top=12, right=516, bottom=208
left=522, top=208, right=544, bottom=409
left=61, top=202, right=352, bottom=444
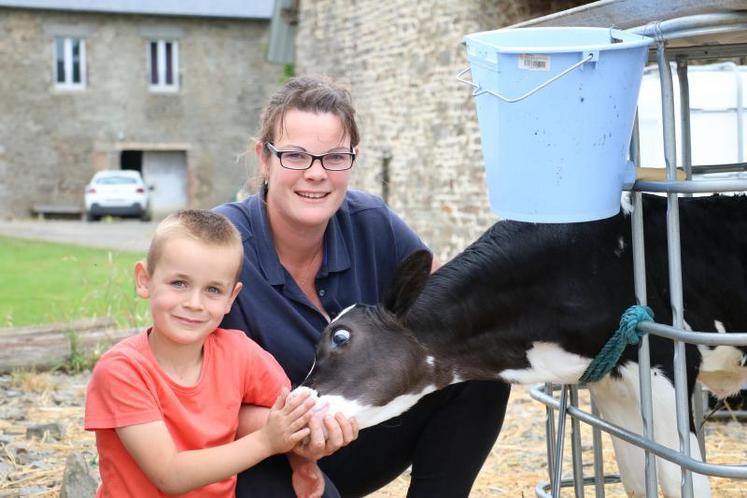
left=214, top=189, right=428, bottom=385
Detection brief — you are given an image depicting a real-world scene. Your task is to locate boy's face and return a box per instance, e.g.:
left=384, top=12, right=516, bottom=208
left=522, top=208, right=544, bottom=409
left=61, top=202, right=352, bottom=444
left=135, top=235, right=243, bottom=347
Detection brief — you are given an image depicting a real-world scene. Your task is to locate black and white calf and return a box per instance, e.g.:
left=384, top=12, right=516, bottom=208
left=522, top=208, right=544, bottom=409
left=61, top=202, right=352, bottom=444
left=301, top=194, right=747, bottom=498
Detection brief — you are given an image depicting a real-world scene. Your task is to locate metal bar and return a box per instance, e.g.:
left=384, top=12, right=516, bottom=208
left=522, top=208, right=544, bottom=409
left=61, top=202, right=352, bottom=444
left=552, top=385, right=569, bottom=498
left=529, top=385, right=747, bottom=479
left=641, top=24, right=747, bottom=43
left=638, top=322, right=747, bottom=346
left=657, top=40, right=677, bottom=182
left=630, top=178, right=747, bottom=193
left=590, top=399, right=606, bottom=498
left=535, top=476, right=622, bottom=498
left=658, top=43, right=747, bottom=61
left=692, top=383, right=707, bottom=461
left=634, top=162, right=747, bottom=175
left=675, top=49, right=705, bottom=463
left=545, top=382, right=556, bottom=484
left=632, top=191, right=658, bottom=497
left=630, top=12, right=747, bottom=41
left=691, top=162, right=747, bottom=174
left=658, top=38, right=695, bottom=498
left=736, top=64, right=745, bottom=163
left=570, top=386, right=585, bottom=498
left=676, top=56, right=692, bottom=181
left=708, top=409, right=747, bottom=421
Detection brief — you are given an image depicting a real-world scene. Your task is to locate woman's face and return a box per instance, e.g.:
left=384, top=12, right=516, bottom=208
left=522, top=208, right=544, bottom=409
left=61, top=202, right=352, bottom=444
left=258, top=109, right=354, bottom=232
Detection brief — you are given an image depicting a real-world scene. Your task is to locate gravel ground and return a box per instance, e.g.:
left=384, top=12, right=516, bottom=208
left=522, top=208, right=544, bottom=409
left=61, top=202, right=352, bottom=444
left=2, top=370, right=746, bottom=497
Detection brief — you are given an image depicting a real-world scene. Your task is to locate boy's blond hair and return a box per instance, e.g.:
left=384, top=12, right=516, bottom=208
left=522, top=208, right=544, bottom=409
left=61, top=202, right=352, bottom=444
left=147, top=210, right=244, bottom=281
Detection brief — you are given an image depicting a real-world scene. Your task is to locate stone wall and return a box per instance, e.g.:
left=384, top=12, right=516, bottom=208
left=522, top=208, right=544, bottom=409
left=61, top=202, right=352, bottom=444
left=296, top=0, right=590, bottom=259
left=0, top=8, right=281, bottom=218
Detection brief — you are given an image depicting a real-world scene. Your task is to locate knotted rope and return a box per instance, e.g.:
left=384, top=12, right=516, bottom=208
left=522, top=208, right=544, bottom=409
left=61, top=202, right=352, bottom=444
left=579, top=305, right=654, bottom=385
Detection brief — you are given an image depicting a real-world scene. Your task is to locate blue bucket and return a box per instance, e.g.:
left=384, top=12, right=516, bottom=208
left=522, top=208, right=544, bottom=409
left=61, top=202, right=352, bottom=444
left=461, top=27, right=652, bottom=222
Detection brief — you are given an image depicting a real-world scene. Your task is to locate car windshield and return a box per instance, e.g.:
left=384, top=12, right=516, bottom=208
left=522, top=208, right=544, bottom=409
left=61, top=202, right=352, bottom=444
left=95, top=176, right=139, bottom=185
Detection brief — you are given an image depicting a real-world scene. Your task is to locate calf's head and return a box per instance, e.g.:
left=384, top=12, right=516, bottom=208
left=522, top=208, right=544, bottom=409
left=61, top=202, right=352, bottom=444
left=301, top=250, right=436, bottom=428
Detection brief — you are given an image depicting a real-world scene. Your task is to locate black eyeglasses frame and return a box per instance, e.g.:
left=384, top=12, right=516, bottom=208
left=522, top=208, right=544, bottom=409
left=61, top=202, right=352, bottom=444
left=265, top=142, right=356, bottom=171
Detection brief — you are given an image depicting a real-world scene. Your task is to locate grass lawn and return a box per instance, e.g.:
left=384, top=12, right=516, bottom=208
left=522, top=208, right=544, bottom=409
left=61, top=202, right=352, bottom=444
left=0, top=236, right=149, bottom=328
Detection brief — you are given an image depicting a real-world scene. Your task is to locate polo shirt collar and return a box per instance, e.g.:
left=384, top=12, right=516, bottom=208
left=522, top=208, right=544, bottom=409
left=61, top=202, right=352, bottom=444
left=248, top=188, right=351, bottom=285
left=321, top=212, right=351, bottom=275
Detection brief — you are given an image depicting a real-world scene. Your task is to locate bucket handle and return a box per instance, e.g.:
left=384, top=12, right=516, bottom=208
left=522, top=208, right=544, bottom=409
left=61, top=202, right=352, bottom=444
left=457, top=51, right=596, bottom=103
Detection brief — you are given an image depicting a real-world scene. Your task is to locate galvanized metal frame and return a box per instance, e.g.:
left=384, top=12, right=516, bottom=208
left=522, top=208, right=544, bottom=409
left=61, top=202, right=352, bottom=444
left=531, top=11, right=747, bottom=498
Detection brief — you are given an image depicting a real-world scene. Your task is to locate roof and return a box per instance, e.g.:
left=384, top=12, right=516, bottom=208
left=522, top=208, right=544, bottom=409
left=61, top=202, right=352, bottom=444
left=512, top=0, right=747, bottom=55
left=267, top=0, right=295, bottom=64
left=0, top=0, right=274, bottom=19
left=513, top=0, right=746, bottom=29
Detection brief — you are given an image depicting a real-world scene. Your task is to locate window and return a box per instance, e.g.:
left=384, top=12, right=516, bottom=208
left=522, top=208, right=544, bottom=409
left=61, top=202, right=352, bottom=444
left=148, top=40, right=179, bottom=91
left=54, top=36, right=86, bottom=89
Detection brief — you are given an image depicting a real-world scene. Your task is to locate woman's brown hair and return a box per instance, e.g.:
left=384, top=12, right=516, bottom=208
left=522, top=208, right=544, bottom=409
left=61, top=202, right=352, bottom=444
left=257, top=76, right=360, bottom=158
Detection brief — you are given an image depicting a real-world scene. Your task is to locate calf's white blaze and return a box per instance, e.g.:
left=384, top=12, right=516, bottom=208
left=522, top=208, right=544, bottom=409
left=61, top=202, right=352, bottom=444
left=497, top=341, right=591, bottom=384
left=318, top=384, right=438, bottom=429
left=330, top=304, right=356, bottom=323
left=590, top=362, right=710, bottom=498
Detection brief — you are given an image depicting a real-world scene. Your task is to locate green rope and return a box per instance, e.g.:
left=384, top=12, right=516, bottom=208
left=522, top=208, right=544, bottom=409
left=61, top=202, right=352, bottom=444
left=578, top=305, right=654, bottom=385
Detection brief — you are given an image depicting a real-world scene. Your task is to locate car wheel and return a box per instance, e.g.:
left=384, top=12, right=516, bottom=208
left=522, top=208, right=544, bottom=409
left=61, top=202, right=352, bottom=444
left=86, top=212, right=99, bottom=222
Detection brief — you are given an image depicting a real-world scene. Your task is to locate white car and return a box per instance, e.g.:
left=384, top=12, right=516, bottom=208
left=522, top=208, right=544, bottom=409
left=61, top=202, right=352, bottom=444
left=84, top=170, right=151, bottom=221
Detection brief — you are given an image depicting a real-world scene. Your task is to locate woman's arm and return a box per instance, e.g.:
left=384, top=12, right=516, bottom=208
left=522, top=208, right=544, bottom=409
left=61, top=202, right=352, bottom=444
left=288, top=453, right=324, bottom=498
left=116, top=389, right=314, bottom=495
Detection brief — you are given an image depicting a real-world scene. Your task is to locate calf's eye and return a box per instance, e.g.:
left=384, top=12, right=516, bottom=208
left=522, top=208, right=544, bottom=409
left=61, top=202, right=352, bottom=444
left=332, top=329, right=351, bottom=347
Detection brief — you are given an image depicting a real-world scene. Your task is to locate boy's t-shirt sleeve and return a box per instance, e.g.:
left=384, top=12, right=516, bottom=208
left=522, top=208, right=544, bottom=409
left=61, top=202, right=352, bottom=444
left=85, top=354, right=162, bottom=430
left=239, top=335, right=291, bottom=407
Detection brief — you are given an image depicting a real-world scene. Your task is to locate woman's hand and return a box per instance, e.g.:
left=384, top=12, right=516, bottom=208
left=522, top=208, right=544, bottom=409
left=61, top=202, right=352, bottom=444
left=292, top=412, right=359, bottom=460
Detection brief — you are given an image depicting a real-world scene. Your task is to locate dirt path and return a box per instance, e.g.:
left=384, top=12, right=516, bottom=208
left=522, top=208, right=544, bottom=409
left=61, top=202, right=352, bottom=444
left=0, top=219, right=155, bottom=253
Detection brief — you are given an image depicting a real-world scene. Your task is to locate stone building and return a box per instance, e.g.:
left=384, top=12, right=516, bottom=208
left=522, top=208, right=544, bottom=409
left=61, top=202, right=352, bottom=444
left=294, top=0, right=592, bottom=259
left=0, top=0, right=282, bottom=218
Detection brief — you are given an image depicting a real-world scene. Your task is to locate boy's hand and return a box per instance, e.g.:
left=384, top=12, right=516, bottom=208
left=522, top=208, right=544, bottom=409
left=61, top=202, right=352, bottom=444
left=258, top=388, right=315, bottom=455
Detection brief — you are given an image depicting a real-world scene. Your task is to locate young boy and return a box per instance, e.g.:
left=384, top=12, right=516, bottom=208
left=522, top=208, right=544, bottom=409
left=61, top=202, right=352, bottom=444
left=85, top=210, right=321, bottom=497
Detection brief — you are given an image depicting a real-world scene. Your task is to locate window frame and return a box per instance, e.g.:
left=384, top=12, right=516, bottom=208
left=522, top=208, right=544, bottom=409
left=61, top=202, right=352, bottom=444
left=53, top=36, right=87, bottom=90
left=147, top=39, right=180, bottom=92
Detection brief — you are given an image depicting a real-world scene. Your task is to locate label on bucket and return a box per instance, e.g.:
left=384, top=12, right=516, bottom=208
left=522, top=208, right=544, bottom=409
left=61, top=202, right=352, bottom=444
left=518, top=54, right=551, bottom=71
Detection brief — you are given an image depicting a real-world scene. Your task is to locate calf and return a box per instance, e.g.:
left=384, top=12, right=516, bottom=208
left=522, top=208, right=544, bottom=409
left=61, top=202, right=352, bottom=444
left=303, top=194, right=747, bottom=498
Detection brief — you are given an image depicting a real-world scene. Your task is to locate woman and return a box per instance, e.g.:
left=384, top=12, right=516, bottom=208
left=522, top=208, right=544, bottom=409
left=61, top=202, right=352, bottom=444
left=216, top=76, right=511, bottom=497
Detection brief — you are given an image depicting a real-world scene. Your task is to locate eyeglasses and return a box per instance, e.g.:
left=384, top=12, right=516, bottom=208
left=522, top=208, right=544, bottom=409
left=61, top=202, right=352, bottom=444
left=265, top=143, right=356, bottom=171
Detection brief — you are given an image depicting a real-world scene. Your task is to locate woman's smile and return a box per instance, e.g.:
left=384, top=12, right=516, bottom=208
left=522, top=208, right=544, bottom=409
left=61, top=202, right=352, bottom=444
left=296, top=190, right=329, bottom=200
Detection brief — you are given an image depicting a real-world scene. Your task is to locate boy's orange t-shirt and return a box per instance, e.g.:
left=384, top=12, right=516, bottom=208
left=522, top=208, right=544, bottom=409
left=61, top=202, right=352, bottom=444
left=84, top=328, right=291, bottom=498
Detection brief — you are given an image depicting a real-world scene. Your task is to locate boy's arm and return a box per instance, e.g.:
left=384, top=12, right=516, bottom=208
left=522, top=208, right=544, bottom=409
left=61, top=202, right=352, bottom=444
left=116, top=389, right=314, bottom=495
left=237, top=404, right=270, bottom=438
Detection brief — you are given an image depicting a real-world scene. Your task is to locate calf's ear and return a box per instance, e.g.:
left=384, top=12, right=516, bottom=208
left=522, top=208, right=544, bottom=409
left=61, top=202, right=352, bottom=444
left=383, top=250, right=433, bottom=317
